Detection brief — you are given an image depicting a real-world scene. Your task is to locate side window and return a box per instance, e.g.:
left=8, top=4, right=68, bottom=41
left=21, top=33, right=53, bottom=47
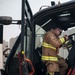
left=35, top=18, right=53, bottom=49
left=35, top=25, right=45, bottom=49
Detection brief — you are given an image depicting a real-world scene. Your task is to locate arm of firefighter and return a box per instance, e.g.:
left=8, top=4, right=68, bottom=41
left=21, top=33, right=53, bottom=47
left=48, top=33, right=65, bottom=48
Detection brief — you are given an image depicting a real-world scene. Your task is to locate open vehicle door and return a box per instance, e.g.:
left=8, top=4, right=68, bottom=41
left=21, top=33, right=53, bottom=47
left=1, top=0, right=35, bottom=75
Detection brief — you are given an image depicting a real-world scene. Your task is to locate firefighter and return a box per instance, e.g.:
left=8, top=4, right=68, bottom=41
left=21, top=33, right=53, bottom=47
left=41, top=26, right=68, bottom=75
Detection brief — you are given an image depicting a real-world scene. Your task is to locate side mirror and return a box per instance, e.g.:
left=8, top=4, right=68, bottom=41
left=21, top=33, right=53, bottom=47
left=0, top=16, right=12, bottom=25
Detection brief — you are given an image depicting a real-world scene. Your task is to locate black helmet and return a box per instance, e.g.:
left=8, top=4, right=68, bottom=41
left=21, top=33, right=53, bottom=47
left=49, top=22, right=63, bottom=30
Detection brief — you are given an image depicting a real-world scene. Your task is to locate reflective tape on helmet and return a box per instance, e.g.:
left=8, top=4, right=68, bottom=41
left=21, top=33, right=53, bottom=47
left=59, top=38, right=65, bottom=44
left=42, top=42, right=56, bottom=50
left=42, top=56, right=58, bottom=61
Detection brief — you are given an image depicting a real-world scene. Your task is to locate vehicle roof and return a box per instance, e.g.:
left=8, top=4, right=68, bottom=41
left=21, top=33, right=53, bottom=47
left=33, top=1, right=75, bottom=31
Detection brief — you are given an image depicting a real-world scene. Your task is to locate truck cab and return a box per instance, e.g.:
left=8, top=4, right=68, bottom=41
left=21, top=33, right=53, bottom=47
left=1, top=0, right=75, bottom=75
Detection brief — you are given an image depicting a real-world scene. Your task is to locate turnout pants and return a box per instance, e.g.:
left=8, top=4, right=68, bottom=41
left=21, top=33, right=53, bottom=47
left=58, top=56, right=68, bottom=75
left=46, top=61, right=59, bottom=75
left=45, top=56, right=68, bottom=75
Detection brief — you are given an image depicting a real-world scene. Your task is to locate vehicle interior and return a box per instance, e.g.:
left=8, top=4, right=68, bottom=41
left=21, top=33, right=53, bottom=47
left=1, top=0, right=75, bottom=75
left=34, top=1, right=75, bottom=75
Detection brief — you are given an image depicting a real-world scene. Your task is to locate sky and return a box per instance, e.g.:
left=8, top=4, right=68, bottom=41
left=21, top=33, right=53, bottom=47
left=0, top=0, right=71, bottom=41
left=0, top=0, right=21, bottom=41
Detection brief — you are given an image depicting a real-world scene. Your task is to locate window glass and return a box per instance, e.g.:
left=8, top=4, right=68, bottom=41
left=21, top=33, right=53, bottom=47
left=35, top=25, right=45, bottom=49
